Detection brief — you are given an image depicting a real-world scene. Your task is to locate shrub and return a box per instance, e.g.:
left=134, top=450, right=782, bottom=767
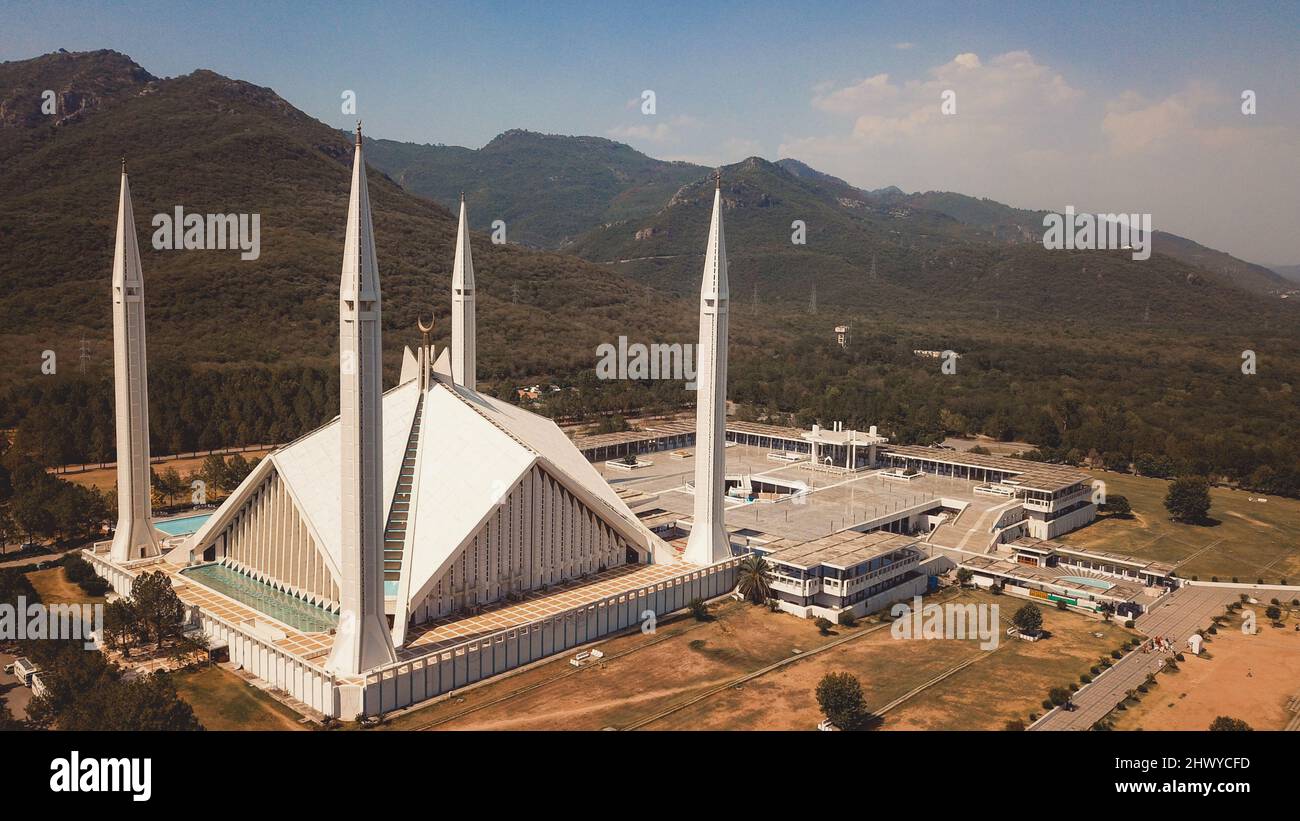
left=1048, top=687, right=1070, bottom=706
left=814, top=617, right=834, bottom=635
left=1080, top=673, right=1092, bottom=684
left=1209, top=716, right=1252, bottom=732
left=816, top=672, right=867, bottom=730
left=838, top=610, right=857, bottom=628
left=688, top=598, right=709, bottom=621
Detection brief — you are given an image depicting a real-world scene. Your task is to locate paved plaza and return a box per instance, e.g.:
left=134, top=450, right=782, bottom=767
left=1033, top=585, right=1246, bottom=730
left=601, top=443, right=1005, bottom=545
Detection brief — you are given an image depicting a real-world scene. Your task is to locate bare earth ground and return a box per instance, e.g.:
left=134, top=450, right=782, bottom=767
left=386, top=590, right=1132, bottom=731
left=386, top=599, right=868, bottom=730
left=172, top=665, right=306, bottom=731
left=26, top=566, right=105, bottom=606
left=59, top=449, right=272, bottom=493
left=1111, top=606, right=1300, bottom=731
left=1061, top=472, right=1300, bottom=582
left=655, top=591, right=1132, bottom=731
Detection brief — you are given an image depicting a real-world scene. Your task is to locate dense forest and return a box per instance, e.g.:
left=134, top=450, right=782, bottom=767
left=3, top=306, right=1297, bottom=499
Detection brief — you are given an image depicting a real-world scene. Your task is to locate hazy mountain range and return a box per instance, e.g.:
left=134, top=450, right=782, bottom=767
left=0, top=48, right=1294, bottom=401
left=365, top=129, right=1295, bottom=302
left=0, top=49, right=687, bottom=391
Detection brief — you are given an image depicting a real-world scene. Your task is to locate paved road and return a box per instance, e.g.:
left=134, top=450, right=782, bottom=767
left=1033, top=585, right=1245, bottom=731
left=0, top=546, right=85, bottom=570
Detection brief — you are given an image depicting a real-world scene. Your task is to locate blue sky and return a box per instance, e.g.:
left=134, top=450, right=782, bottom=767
left=3, top=0, right=1298, bottom=262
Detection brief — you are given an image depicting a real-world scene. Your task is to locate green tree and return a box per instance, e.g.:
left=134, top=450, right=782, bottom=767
left=816, top=672, right=867, bottom=730
left=955, top=567, right=974, bottom=588
left=814, top=616, right=834, bottom=635
left=734, top=554, right=773, bottom=604
left=1208, top=716, right=1252, bottom=731
left=131, top=571, right=186, bottom=650
left=153, top=467, right=186, bottom=507
left=1013, top=602, right=1044, bottom=634
left=1101, top=495, right=1131, bottom=517
left=225, top=454, right=255, bottom=487
left=198, top=454, right=231, bottom=495
left=1164, top=476, right=1211, bottom=522
left=103, top=598, right=140, bottom=655
left=11, top=493, right=54, bottom=542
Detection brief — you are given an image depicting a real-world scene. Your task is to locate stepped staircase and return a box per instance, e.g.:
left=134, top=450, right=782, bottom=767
left=383, top=395, right=424, bottom=597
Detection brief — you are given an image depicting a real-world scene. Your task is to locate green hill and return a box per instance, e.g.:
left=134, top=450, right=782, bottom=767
left=566, top=155, right=1293, bottom=331
left=0, top=50, right=693, bottom=461
left=363, top=129, right=702, bottom=248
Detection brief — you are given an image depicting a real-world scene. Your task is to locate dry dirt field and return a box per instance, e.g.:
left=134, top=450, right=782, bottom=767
left=59, top=449, right=273, bottom=493
left=172, top=666, right=307, bottom=731
left=1112, top=606, right=1300, bottom=731
left=654, top=590, right=1132, bottom=731
left=26, top=566, right=106, bottom=606
left=386, top=588, right=1133, bottom=731
left=388, top=598, right=863, bottom=730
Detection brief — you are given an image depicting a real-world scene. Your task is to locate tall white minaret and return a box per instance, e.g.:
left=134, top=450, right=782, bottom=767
left=450, top=193, right=476, bottom=391
left=110, top=160, right=161, bottom=563
left=326, top=123, right=397, bottom=676
left=684, top=173, right=732, bottom=566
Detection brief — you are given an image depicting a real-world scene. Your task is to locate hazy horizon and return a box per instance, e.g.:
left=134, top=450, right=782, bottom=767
left=3, top=0, right=1297, bottom=263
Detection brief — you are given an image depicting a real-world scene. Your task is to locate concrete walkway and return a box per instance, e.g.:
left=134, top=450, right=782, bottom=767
left=1032, top=585, right=1245, bottom=730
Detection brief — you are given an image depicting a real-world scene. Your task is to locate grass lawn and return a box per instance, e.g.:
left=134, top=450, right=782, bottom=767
left=26, top=566, right=106, bottom=606
left=1060, top=471, right=1300, bottom=582
left=172, top=666, right=307, bottom=731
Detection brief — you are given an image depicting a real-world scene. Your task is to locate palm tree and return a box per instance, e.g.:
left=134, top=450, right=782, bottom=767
left=735, top=554, right=773, bottom=604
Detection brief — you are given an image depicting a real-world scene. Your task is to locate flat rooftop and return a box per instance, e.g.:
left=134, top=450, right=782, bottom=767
left=572, top=420, right=1091, bottom=495
left=1014, top=537, right=1176, bottom=575
left=880, top=443, right=1090, bottom=494
left=759, top=530, right=920, bottom=570
left=960, top=555, right=1150, bottom=604
left=571, top=419, right=696, bottom=451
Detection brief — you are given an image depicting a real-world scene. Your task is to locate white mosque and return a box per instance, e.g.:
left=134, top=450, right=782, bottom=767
left=88, top=124, right=741, bottom=718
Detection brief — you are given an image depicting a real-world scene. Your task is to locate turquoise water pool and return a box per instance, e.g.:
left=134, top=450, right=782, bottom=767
left=154, top=513, right=213, bottom=537
left=180, top=563, right=339, bottom=632
left=1060, top=575, right=1114, bottom=591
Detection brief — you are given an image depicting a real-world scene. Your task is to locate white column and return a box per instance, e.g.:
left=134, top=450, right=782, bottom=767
left=110, top=162, right=161, bottom=562
left=327, top=125, right=397, bottom=677
left=451, top=195, right=476, bottom=391
left=684, top=178, right=731, bottom=566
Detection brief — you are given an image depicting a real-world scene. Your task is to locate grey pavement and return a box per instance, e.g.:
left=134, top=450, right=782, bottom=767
left=1032, top=585, right=1245, bottom=730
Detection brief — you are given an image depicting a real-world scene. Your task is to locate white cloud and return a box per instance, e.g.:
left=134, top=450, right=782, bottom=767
left=780, top=51, right=1300, bottom=261
left=607, top=114, right=698, bottom=144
